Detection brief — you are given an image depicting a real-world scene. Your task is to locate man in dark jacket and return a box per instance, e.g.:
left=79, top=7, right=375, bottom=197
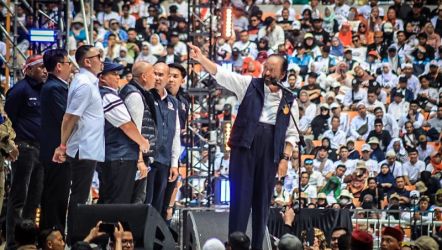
left=5, top=54, right=47, bottom=248
left=120, top=61, right=157, bottom=204
left=39, top=49, right=71, bottom=232
left=366, top=118, right=392, bottom=152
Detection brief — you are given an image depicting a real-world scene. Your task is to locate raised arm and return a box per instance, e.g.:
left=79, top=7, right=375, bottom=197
left=188, top=43, right=252, bottom=102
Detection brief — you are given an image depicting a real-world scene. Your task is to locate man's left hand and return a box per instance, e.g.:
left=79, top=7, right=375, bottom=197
left=169, top=167, right=179, bottom=182
left=278, top=159, right=288, bottom=180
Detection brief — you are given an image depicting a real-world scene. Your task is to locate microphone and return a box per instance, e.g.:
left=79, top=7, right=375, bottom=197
left=269, top=77, right=294, bottom=95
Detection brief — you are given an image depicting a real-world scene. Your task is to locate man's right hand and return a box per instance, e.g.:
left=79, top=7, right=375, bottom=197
left=137, top=161, right=148, bottom=179
left=52, top=146, right=67, bottom=163
left=283, top=207, right=295, bottom=226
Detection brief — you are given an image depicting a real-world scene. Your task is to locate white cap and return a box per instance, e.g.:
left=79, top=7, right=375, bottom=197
left=368, top=137, right=380, bottom=144
left=361, top=144, right=371, bottom=152
left=386, top=150, right=396, bottom=158
left=330, top=102, right=340, bottom=109
left=202, top=238, right=225, bottom=250
left=292, top=20, right=301, bottom=30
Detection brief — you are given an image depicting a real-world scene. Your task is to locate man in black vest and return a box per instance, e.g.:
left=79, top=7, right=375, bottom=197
left=145, top=62, right=180, bottom=214
left=188, top=44, right=300, bottom=249
left=97, top=62, right=150, bottom=204
left=40, top=49, right=72, bottom=232
left=120, top=61, right=157, bottom=204
left=163, top=63, right=189, bottom=221
left=5, top=55, right=47, bottom=248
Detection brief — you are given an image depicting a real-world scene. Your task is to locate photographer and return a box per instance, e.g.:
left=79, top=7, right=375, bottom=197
left=83, top=222, right=133, bottom=250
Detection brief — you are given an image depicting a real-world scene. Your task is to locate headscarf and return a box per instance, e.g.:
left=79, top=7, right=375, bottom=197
left=386, top=138, right=407, bottom=158
left=149, top=34, right=165, bottom=56
left=376, top=62, right=398, bottom=88
left=323, top=7, right=335, bottom=25
left=330, top=36, right=344, bottom=57
left=431, top=152, right=442, bottom=174
left=320, top=176, right=341, bottom=199
left=338, top=22, right=353, bottom=47
left=375, top=165, right=395, bottom=186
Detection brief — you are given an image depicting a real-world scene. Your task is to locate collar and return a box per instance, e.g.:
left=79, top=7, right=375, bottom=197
left=48, top=74, right=68, bottom=85
left=159, top=88, right=168, bottom=100
left=79, top=68, right=98, bottom=85
left=263, top=83, right=282, bottom=96
left=101, top=85, right=118, bottom=94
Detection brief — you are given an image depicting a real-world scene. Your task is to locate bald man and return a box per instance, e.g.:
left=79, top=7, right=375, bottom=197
left=144, top=62, right=180, bottom=215
left=120, top=61, right=157, bottom=204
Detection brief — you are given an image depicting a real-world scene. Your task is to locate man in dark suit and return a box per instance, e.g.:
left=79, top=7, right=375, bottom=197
left=39, top=49, right=72, bottom=231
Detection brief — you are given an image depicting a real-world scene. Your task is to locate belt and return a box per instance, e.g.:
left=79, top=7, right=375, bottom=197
left=258, top=122, right=275, bottom=129
left=16, top=140, right=40, bottom=149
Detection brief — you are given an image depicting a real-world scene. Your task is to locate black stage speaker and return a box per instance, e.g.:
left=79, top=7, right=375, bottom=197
left=183, top=210, right=272, bottom=250
left=71, top=204, right=175, bottom=250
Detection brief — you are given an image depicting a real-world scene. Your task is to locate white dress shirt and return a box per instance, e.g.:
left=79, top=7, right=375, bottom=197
left=333, top=159, right=357, bottom=177
left=388, top=101, right=409, bottom=122
left=350, top=114, right=375, bottom=140
left=323, top=129, right=347, bottom=149
left=313, top=158, right=334, bottom=175
left=213, top=65, right=300, bottom=148
left=403, top=160, right=426, bottom=183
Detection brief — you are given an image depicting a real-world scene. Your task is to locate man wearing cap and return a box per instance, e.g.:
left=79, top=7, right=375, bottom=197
left=343, top=79, right=367, bottom=110
left=360, top=144, right=379, bottom=176
left=188, top=44, right=299, bottom=249
left=390, top=76, right=414, bottom=103
left=387, top=92, right=409, bottom=122
left=314, top=46, right=336, bottom=75
left=350, top=102, right=375, bottom=140
left=368, top=137, right=385, bottom=162
left=52, top=45, right=104, bottom=240
left=233, top=30, right=258, bottom=59
left=120, top=61, right=157, bottom=204
left=379, top=151, right=404, bottom=178
left=170, top=32, right=188, bottom=62
left=424, top=60, right=442, bottom=89
left=4, top=54, right=47, bottom=247
left=323, top=116, right=346, bottom=150
left=381, top=226, right=403, bottom=250
left=400, top=63, right=420, bottom=98
left=39, top=49, right=73, bottom=232
left=301, top=72, right=322, bottom=104
left=103, top=19, right=128, bottom=48
left=311, top=17, right=330, bottom=46
left=97, top=62, right=150, bottom=204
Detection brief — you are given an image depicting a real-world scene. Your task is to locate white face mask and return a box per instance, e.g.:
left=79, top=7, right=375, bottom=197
left=340, top=198, right=349, bottom=205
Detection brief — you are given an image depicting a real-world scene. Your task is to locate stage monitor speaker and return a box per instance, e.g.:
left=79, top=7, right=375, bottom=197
left=183, top=210, right=272, bottom=250
left=71, top=204, right=175, bottom=250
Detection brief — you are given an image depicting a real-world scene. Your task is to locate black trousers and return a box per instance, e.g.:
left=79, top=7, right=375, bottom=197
left=161, top=179, right=177, bottom=219
left=97, top=160, right=137, bottom=204
left=229, top=123, right=278, bottom=250
left=6, top=142, right=43, bottom=249
left=145, top=162, right=169, bottom=214
left=40, top=161, right=71, bottom=232
left=66, top=157, right=96, bottom=243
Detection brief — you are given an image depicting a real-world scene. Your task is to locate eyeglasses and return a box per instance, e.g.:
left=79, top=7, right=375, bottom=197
left=353, top=39, right=359, bottom=42
left=122, top=240, right=134, bottom=246
left=59, top=61, right=72, bottom=65
left=251, top=19, right=258, bottom=22
left=86, top=54, right=101, bottom=60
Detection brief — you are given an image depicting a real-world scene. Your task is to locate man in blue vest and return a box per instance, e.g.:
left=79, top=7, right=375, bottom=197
left=97, top=62, right=150, bottom=203
left=188, top=44, right=300, bottom=249
left=145, top=62, right=180, bottom=214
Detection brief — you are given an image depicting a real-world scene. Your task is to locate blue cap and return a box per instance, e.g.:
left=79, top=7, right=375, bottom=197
left=99, top=62, right=124, bottom=76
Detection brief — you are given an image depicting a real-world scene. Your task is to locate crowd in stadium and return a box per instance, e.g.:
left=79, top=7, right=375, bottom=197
left=0, top=0, right=442, bottom=249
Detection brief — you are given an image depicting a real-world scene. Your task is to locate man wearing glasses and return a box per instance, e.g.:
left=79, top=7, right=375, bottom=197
left=40, top=49, right=72, bottom=233
left=52, top=45, right=104, bottom=242
left=5, top=54, right=47, bottom=249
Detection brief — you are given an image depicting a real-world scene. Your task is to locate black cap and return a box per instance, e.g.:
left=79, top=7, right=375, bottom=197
left=99, top=62, right=124, bottom=76
left=374, top=118, right=383, bottom=125
left=169, top=5, right=178, bottom=12
left=395, top=92, right=404, bottom=98
left=170, top=31, right=179, bottom=37
left=308, top=72, right=319, bottom=78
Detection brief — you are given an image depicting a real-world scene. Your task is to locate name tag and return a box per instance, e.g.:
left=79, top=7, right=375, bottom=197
left=168, top=102, right=175, bottom=111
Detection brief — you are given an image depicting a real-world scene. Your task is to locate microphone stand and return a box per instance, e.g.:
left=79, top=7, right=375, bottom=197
left=270, top=81, right=306, bottom=212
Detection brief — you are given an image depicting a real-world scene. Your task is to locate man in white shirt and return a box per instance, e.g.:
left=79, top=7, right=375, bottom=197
left=313, top=146, right=334, bottom=175
left=120, top=5, right=136, bottom=30
left=214, top=150, right=230, bottom=176
left=333, top=0, right=350, bottom=25
left=304, top=158, right=324, bottom=190
left=374, top=107, right=399, bottom=138
left=299, top=172, right=317, bottom=204
left=333, top=146, right=357, bottom=177
left=170, top=32, right=188, bottom=62
left=403, top=148, right=426, bottom=185
left=96, top=3, right=120, bottom=27
left=258, top=17, right=285, bottom=51
left=398, top=100, right=425, bottom=129
left=360, top=144, right=379, bottom=177
left=363, top=88, right=386, bottom=114
left=328, top=103, right=349, bottom=134
left=343, top=79, right=367, bottom=109
left=350, top=102, right=375, bottom=141
left=387, top=92, right=409, bottom=122
left=323, top=116, right=347, bottom=150
left=52, top=45, right=104, bottom=237
left=233, top=30, right=258, bottom=59
left=188, top=44, right=300, bottom=249
left=378, top=150, right=403, bottom=178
